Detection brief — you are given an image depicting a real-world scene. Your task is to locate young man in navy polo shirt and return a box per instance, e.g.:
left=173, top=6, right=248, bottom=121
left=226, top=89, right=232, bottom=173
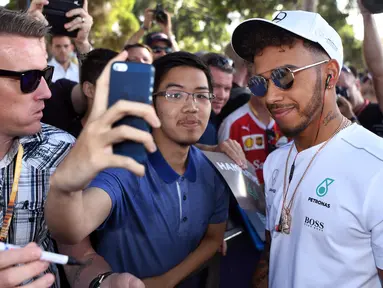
left=47, top=51, right=230, bottom=287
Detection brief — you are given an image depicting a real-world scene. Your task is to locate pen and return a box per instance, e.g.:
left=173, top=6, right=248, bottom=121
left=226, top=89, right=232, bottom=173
left=0, top=242, right=84, bottom=266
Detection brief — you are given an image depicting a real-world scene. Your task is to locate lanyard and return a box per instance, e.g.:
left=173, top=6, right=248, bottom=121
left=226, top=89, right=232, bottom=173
left=0, top=144, right=24, bottom=242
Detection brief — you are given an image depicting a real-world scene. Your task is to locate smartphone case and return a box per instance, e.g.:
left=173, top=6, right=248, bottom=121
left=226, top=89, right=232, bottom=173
left=108, top=62, right=155, bottom=164
left=43, top=0, right=83, bottom=38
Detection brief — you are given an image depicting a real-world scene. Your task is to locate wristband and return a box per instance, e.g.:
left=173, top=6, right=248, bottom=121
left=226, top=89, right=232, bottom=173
left=89, top=272, right=115, bottom=288
left=141, top=24, right=149, bottom=31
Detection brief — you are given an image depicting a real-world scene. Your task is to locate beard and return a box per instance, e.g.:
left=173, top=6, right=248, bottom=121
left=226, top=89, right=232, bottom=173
left=276, top=72, right=324, bottom=138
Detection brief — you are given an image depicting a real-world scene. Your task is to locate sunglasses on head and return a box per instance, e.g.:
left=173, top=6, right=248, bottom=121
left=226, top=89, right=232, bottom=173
left=0, top=66, right=54, bottom=94
left=207, top=56, right=234, bottom=69
left=248, top=60, right=329, bottom=97
left=152, top=46, right=172, bottom=54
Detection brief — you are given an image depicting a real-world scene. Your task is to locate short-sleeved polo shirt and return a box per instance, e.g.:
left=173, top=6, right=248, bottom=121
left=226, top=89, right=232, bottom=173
left=88, top=145, right=229, bottom=278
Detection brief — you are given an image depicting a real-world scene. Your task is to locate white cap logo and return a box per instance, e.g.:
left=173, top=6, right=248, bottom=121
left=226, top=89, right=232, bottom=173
left=272, top=12, right=287, bottom=23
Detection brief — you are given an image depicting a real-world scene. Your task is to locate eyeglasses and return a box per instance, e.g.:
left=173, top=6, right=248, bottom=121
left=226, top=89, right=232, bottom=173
left=153, top=90, right=215, bottom=104
left=152, top=46, right=172, bottom=54
left=248, top=60, right=329, bottom=97
left=0, top=66, right=54, bottom=94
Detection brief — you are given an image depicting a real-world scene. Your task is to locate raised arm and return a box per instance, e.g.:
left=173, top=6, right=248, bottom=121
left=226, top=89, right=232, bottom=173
left=125, top=9, right=153, bottom=46
left=358, top=0, right=383, bottom=112
left=45, top=51, right=161, bottom=244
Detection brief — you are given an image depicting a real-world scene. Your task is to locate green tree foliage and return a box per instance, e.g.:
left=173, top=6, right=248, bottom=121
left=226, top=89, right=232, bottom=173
left=4, top=0, right=365, bottom=69
left=87, top=0, right=139, bottom=50
left=130, top=0, right=363, bottom=68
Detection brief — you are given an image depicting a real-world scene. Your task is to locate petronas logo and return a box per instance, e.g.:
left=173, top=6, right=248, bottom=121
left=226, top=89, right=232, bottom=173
left=316, top=178, right=334, bottom=197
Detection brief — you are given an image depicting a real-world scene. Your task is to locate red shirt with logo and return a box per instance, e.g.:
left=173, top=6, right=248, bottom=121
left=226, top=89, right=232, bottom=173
left=218, top=103, right=288, bottom=184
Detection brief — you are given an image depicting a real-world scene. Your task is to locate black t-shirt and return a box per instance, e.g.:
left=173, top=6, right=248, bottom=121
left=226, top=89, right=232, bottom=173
left=43, top=79, right=83, bottom=138
left=357, top=102, right=383, bottom=137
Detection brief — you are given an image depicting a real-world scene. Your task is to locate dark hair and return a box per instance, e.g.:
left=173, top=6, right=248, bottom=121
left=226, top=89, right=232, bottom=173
left=124, top=43, right=153, bottom=55
left=201, top=53, right=235, bottom=74
left=80, top=48, right=118, bottom=85
left=152, top=51, right=213, bottom=93
left=49, top=34, right=73, bottom=44
left=242, top=22, right=329, bottom=62
left=0, top=7, right=49, bottom=38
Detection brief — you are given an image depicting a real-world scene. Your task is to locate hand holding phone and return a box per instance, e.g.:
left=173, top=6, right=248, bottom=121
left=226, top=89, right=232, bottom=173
left=43, top=0, right=90, bottom=39
left=50, top=52, right=161, bottom=194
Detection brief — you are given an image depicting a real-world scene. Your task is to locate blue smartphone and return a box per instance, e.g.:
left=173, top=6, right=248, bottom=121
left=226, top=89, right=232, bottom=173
left=108, top=61, right=155, bottom=164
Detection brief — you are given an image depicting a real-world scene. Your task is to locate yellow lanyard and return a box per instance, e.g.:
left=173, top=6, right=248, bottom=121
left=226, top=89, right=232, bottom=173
left=0, top=144, right=24, bottom=242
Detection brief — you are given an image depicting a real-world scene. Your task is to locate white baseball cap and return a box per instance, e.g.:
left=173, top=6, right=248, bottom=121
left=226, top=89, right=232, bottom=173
left=231, top=10, right=343, bottom=68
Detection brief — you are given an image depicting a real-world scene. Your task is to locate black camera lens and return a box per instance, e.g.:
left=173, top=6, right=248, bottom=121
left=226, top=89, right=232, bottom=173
left=154, top=4, right=168, bottom=24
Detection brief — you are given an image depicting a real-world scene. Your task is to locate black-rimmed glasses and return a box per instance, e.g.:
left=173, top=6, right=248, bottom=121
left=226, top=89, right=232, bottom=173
left=0, top=66, right=54, bottom=94
left=248, top=60, right=329, bottom=97
left=153, top=90, right=215, bottom=105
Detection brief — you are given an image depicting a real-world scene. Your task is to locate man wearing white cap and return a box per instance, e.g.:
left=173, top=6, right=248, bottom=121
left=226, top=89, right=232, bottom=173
left=231, top=10, right=383, bottom=288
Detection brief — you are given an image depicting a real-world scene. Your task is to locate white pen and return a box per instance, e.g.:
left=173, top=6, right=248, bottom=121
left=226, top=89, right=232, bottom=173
left=0, top=242, right=84, bottom=266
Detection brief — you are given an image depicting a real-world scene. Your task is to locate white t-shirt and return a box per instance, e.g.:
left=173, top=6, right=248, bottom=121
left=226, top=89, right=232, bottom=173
left=263, top=124, right=383, bottom=288
left=48, top=57, right=79, bottom=83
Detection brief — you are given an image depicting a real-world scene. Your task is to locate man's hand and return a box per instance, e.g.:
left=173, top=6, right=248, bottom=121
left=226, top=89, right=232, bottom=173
left=337, top=96, right=356, bottom=120
left=143, top=8, right=154, bottom=30
left=158, top=10, right=172, bottom=35
left=100, top=273, right=145, bottom=288
left=51, top=51, right=161, bottom=193
left=357, top=0, right=371, bottom=15
left=0, top=243, right=55, bottom=288
left=142, top=275, right=173, bottom=288
left=64, top=0, right=93, bottom=52
left=214, top=139, right=248, bottom=169
left=27, top=0, right=49, bottom=25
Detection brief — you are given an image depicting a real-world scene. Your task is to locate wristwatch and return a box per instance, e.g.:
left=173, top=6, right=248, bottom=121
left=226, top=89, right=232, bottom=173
left=89, top=272, right=115, bottom=288
left=141, top=24, right=149, bottom=31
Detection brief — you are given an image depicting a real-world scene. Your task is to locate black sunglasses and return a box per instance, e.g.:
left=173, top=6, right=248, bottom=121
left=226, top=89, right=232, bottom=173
left=248, top=60, right=329, bottom=97
left=0, top=66, right=54, bottom=94
left=152, top=46, right=172, bottom=54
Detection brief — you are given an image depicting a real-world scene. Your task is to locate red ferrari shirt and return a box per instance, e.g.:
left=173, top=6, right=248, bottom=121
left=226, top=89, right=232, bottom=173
left=218, top=103, right=288, bottom=183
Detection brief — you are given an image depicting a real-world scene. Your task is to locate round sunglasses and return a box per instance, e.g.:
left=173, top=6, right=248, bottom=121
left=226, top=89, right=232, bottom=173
left=248, top=60, right=329, bottom=97
left=0, top=66, right=54, bottom=94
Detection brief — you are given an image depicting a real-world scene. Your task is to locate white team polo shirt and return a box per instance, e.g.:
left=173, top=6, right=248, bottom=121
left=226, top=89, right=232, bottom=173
left=263, top=124, right=383, bottom=288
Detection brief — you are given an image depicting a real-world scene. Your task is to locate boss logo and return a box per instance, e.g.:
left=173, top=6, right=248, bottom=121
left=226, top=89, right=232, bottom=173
left=304, top=217, right=324, bottom=232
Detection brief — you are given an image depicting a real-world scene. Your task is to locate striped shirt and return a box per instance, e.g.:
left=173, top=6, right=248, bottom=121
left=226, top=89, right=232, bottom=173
left=0, top=123, right=75, bottom=287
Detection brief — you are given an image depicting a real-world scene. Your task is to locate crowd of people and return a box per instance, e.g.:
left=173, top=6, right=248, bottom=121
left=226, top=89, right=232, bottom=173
left=0, top=0, right=382, bottom=287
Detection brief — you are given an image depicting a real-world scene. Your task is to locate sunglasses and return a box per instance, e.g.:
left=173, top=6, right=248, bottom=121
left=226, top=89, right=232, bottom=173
left=207, top=56, right=234, bottom=69
left=0, top=66, right=54, bottom=94
left=248, top=60, right=329, bottom=97
left=152, top=46, right=172, bottom=54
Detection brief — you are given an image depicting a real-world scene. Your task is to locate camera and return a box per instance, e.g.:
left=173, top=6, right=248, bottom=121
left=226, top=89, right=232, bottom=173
left=362, top=0, right=383, bottom=14
left=152, top=4, right=168, bottom=24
